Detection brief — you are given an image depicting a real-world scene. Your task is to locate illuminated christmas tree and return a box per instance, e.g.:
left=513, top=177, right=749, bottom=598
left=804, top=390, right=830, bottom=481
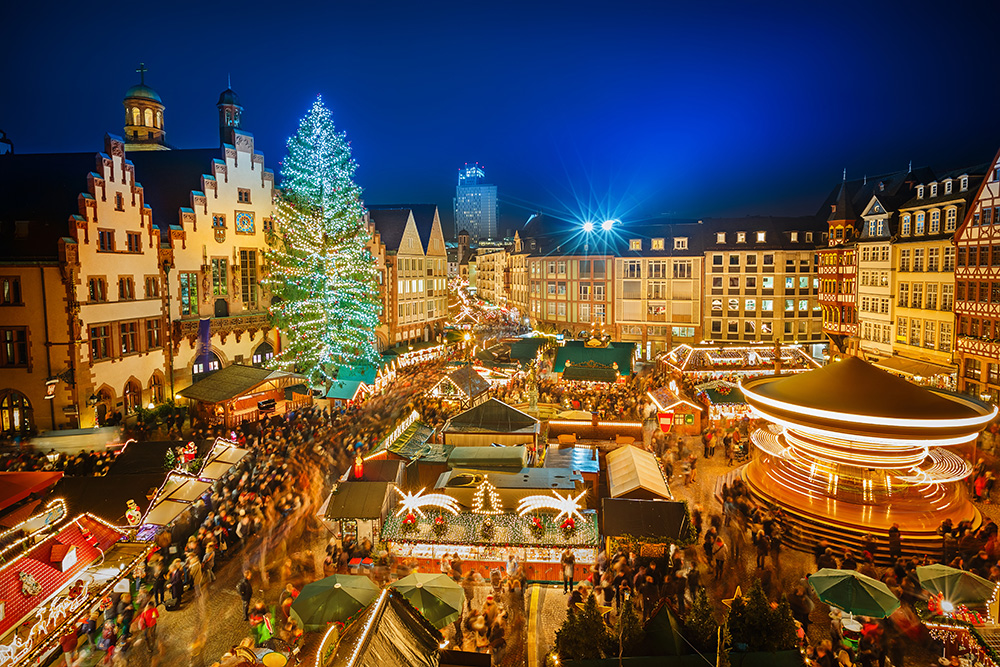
left=266, top=97, right=381, bottom=384
left=473, top=480, right=503, bottom=514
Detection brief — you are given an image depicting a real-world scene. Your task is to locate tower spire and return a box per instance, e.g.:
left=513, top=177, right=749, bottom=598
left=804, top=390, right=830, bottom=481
left=228, top=72, right=231, bottom=89
left=136, top=62, right=148, bottom=85
left=843, top=168, right=847, bottom=183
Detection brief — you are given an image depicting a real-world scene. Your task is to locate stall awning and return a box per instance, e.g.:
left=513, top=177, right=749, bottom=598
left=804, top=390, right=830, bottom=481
left=434, top=366, right=491, bottom=399
left=142, top=474, right=213, bottom=527
left=178, top=365, right=308, bottom=404
left=553, top=341, right=635, bottom=377
left=0, top=471, right=63, bottom=513
left=326, top=379, right=365, bottom=401
left=562, top=363, right=619, bottom=383
left=606, top=445, right=673, bottom=500
left=873, top=356, right=956, bottom=379
left=197, top=439, right=250, bottom=481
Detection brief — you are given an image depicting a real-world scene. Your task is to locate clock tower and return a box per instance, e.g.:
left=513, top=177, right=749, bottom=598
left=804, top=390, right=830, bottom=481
left=217, top=85, right=244, bottom=146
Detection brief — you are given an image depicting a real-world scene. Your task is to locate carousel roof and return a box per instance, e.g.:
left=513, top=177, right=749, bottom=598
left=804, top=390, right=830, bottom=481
left=743, top=357, right=984, bottom=421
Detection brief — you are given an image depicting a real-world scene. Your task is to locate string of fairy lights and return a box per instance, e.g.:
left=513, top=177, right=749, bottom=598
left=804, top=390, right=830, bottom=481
left=265, top=96, right=382, bottom=385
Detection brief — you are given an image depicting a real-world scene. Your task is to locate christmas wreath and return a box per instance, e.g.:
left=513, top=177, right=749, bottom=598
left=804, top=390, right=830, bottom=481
left=433, top=515, right=447, bottom=536
left=402, top=512, right=418, bottom=532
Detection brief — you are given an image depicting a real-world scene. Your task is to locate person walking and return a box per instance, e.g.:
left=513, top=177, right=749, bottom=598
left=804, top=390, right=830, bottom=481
left=151, top=564, right=166, bottom=607
left=238, top=570, right=254, bottom=621
left=140, top=601, right=159, bottom=650
left=561, top=548, right=576, bottom=594
left=712, top=536, right=728, bottom=580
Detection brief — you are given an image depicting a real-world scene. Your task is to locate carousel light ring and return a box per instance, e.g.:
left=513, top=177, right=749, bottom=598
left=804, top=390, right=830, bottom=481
left=517, top=490, right=587, bottom=522
left=394, top=487, right=461, bottom=517
left=896, top=448, right=974, bottom=484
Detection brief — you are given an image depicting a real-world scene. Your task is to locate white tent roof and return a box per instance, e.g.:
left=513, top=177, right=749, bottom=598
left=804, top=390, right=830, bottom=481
left=605, top=445, right=672, bottom=500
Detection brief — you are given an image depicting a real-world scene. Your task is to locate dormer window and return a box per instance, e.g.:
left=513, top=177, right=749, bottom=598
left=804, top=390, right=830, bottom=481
left=651, top=238, right=664, bottom=250
left=790, top=231, right=799, bottom=242
left=629, top=239, right=641, bottom=250
left=944, top=180, right=953, bottom=194
left=901, top=214, right=911, bottom=236
left=930, top=183, right=938, bottom=197
left=756, top=231, right=766, bottom=243
left=805, top=232, right=813, bottom=243
left=917, top=185, right=924, bottom=199
left=736, top=232, right=746, bottom=243
left=915, top=212, right=925, bottom=235
left=673, top=237, right=688, bottom=250
left=878, top=181, right=885, bottom=192
left=961, top=176, right=969, bottom=191
left=716, top=232, right=726, bottom=244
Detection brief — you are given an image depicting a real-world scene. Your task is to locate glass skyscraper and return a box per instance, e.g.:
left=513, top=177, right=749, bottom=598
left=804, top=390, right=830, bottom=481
left=454, top=163, right=497, bottom=241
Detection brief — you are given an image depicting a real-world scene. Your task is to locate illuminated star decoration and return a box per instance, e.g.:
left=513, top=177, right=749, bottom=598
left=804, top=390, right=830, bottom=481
left=722, top=586, right=743, bottom=609
left=517, top=490, right=587, bottom=522
left=395, top=487, right=460, bottom=518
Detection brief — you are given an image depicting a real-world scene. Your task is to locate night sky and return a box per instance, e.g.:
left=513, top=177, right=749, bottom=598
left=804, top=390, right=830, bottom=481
left=3, top=0, right=1000, bottom=235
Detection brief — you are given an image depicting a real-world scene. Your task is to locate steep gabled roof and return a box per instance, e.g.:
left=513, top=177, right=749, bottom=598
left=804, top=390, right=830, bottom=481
left=368, top=204, right=439, bottom=252
left=0, top=151, right=97, bottom=261
left=444, top=398, right=539, bottom=434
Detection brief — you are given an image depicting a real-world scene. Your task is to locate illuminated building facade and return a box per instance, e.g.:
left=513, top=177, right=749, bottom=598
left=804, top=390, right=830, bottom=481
left=453, top=164, right=497, bottom=241
left=818, top=181, right=859, bottom=354
left=743, top=357, right=995, bottom=556
left=955, top=150, right=1000, bottom=400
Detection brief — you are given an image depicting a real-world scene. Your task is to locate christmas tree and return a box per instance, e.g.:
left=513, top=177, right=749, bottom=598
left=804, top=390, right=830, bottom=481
left=472, top=480, right=503, bottom=514
left=266, top=97, right=381, bottom=385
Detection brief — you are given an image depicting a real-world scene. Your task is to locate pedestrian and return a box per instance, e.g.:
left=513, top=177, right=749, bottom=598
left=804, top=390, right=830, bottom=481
left=140, top=601, right=159, bottom=649
left=712, top=536, right=728, bottom=580
left=168, top=560, right=184, bottom=609
left=152, top=564, right=166, bottom=607
left=561, top=547, right=576, bottom=593
left=59, top=627, right=79, bottom=667
left=755, top=529, right=770, bottom=569
left=238, top=570, right=254, bottom=621
left=888, top=523, right=901, bottom=561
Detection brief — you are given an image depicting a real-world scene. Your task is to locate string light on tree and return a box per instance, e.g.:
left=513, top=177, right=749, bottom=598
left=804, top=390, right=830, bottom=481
left=473, top=480, right=503, bottom=515
left=264, top=96, right=381, bottom=385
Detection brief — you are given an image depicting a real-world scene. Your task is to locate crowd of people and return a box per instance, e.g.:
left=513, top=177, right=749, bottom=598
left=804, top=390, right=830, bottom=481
left=0, top=448, right=119, bottom=475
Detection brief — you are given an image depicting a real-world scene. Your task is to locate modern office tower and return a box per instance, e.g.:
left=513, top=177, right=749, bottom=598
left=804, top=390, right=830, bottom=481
left=454, top=164, right=497, bottom=241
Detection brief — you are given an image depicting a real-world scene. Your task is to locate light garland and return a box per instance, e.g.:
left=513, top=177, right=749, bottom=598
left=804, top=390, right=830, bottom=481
left=0, top=498, right=68, bottom=567
left=394, top=487, right=461, bottom=517
left=517, top=490, right=587, bottom=522
left=263, top=96, right=382, bottom=385
left=345, top=588, right=388, bottom=667
left=472, top=480, right=503, bottom=514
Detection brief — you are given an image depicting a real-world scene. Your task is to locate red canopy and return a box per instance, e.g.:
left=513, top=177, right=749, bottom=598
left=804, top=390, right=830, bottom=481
left=0, top=471, right=63, bottom=513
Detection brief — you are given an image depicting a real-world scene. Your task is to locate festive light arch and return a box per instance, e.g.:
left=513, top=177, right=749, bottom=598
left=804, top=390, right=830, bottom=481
left=517, top=490, right=587, bottom=522
left=394, top=487, right=461, bottom=517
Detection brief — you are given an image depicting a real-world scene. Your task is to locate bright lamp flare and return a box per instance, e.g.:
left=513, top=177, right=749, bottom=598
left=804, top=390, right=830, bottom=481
left=517, top=490, right=587, bottom=522
left=395, top=487, right=461, bottom=517
left=601, top=219, right=617, bottom=231
left=582, top=221, right=594, bottom=232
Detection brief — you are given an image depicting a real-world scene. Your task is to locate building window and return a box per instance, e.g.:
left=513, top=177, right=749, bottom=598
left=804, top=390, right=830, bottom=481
left=915, top=212, right=925, bottom=235
left=90, top=325, right=111, bottom=361
left=212, top=258, right=228, bottom=296
left=118, top=276, right=135, bottom=301
left=901, top=215, right=911, bottom=236
left=944, top=247, right=955, bottom=271
left=144, top=276, right=159, bottom=298
left=942, top=284, right=954, bottom=311
left=180, top=272, right=199, bottom=316
left=926, top=284, right=938, bottom=310
left=917, top=186, right=924, bottom=199
left=913, top=249, right=924, bottom=272
left=557, top=261, right=566, bottom=274
left=115, top=193, right=124, bottom=211
left=756, top=231, right=766, bottom=243
left=674, top=237, right=688, bottom=250
left=736, top=232, right=746, bottom=243
left=557, top=282, right=566, bottom=295
left=149, top=374, right=164, bottom=404
left=579, top=260, right=591, bottom=276
left=985, top=208, right=995, bottom=226
left=716, top=232, right=726, bottom=244
left=673, top=260, right=692, bottom=279
left=120, top=321, right=139, bottom=355
left=623, top=261, right=641, bottom=279
left=898, top=283, right=909, bottom=307
left=629, top=239, right=642, bottom=250
left=145, top=318, right=161, bottom=349
left=237, top=188, right=251, bottom=204
left=930, top=210, right=940, bottom=234
left=899, top=249, right=910, bottom=272
left=253, top=341, right=274, bottom=367
left=945, top=180, right=953, bottom=195
left=213, top=214, right=226, bottom=229
left=0, top=390, right=32, bottom=435
left=961, top=176, right=969, bottom=191
left=729, top=255, right=740, bottom=266
left=0, top=277, right=22, bottom=305
left=912, top=283, right=923, bottom=309
left=263, top=217, right=275, bottom=233
left=240, top=249, right=258, bottom=306
left=97, top=229, right=115, bottom=252
left=0, top=327, right=28, bottom=367
left=88, top=277, right=108, bottom=302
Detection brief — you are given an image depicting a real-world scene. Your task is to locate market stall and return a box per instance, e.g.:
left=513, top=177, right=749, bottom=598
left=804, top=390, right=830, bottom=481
left=553, top=340, right=636, bottom=383
left=661, top=343, right=820, bottom=379
left=694, top=380, right=749, bottom=421
left=322, top=481, right=393, bottom=546
left=601, top=498, right=690, bottom=558
left=605, top=445, right=673, bottom=501
left=646, top=380, right=704, bottom=436
left=429, top=366, right=491, bottom=409
left=442, top=398, right=539, bottom=448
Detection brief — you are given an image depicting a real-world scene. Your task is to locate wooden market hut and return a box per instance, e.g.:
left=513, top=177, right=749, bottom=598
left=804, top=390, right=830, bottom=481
left=177, top=365, right=309, bottom=427
left=605, top=445, right=673, bottom=501
left=553, top=341, right=636, bottom=382
left=429, top=366, right=491, bottom=408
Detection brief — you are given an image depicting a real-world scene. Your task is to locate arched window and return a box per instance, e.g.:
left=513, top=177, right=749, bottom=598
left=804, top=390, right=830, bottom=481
left=131, top=107, right=140, bottom=126
left=192, top=352, right=222, bottom=383
left=252, top=341, right=274, bottom=367
left=225, top=109, right=232, bottom=125
left=149, top=374, right=164, bottom=404
left=0, top=390, right=32, bottom=435
left=156, top=110, right=162, bottom=128
left=123, top=380, right=142, bottom=414
left=143, top=108, right=153, bottom=127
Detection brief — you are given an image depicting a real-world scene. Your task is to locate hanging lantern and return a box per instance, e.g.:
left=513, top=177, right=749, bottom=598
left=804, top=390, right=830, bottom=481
left=353, top=455, right=364, bottom=480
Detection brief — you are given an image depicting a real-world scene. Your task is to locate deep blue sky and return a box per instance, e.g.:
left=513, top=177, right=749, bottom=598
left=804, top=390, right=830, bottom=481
left=3, top=0, right=1000, bottom=236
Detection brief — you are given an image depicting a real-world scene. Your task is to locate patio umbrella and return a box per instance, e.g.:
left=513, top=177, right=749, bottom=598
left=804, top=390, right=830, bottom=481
left=388, top=572, right=465, bottom=629
left=809, top=568, right=900, bottom=618
left=917, top=564, right=997, bottom=604
left=290, top=574, right=379, bottom=632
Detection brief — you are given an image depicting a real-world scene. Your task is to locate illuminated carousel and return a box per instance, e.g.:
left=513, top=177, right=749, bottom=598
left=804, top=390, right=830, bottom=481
left=741, top=357, right=996, bottom=555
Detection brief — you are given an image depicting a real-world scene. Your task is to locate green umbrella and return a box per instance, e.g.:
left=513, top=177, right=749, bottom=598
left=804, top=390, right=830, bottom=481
left=809, top=568, right=900, bottom=618
left=917, top=564, right=997, bottom=604
left=290, top=574, right=379, bottom=632
left=388, top=572, right=465, bottom=629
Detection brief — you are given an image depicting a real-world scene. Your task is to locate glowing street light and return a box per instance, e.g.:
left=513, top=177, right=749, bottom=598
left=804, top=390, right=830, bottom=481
left=582, top=221, right=594, bottom=233
left=601, top=219, right=618, bottom=231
